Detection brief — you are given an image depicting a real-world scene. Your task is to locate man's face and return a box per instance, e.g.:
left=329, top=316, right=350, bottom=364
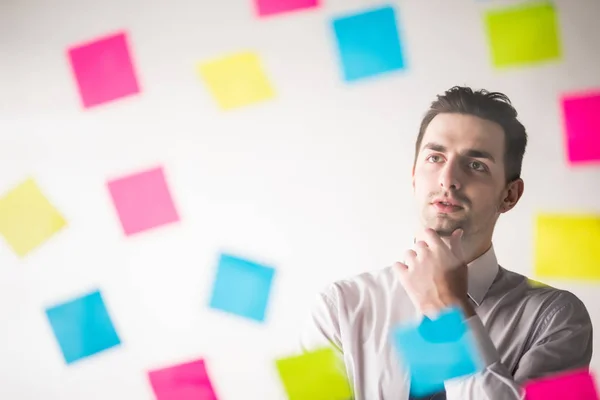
left=412, top=113, right=507, bottom=238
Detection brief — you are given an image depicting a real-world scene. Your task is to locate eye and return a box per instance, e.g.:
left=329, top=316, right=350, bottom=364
left=426, top=154, right=443, bottom=163
left=469, top=160, right=487, bottom=172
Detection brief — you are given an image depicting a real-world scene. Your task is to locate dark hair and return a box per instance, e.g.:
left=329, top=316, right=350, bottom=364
left=414, top=86, right=528, bottom=183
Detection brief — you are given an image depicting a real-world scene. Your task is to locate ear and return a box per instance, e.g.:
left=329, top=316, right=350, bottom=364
left=411, top=165, right=415, bottom=191
left=499, top=179, right=524, bottom=213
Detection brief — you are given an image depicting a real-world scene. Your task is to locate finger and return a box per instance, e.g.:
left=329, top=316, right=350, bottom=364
left=415, top=240, right=429, bottom=249
left=394, top=262, right=409, bottom=283
left=393, top=261, right=408, bottom=272
left=414, top=240, right=429, bottom=258
left=404, top=249, right=417, bottom=268
left=422, top=228, right=445, bottom=249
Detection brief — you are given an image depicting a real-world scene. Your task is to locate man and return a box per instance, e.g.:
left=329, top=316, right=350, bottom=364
left=300, top=86, right=593, bottom=399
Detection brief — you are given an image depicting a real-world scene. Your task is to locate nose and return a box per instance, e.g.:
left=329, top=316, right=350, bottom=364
left=439, top=160, right=462, bottom=191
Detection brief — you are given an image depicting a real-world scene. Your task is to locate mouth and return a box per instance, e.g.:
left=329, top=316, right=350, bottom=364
left=432, top=199, right=464, bottom=213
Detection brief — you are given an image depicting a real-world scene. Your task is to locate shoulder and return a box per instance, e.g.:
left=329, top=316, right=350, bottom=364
left=318, top=265, right=401, bottom=310
left=497, top=267, right=591, bottom=328
left=300, top=265, right=400, bottom=352
left=525, top=274, right=587, bottom=314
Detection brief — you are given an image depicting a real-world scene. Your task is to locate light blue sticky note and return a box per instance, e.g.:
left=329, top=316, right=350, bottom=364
left=392, top=307, right=483, bottom=397
left=45, top=289, right=121, bottom=364
left=208, top=253, right=275, bottom=322
left=332, top=5, right=406, bottom=82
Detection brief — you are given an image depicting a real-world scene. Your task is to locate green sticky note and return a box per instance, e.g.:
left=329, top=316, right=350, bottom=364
left=485, top=2, right=561, bottom=68
left=534, top=213, right=600, bottom=280
left=275, top=347, right=352, bottom=400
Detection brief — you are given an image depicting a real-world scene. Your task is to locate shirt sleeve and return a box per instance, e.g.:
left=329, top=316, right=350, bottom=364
left=298, top=286, right=344, bottom=354
left=446, top=291, right=593, bottom=400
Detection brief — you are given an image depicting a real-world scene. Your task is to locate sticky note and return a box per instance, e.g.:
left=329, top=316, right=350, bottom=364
left=107, top=166, right=179, bottom=236
left=68, top=31, right=140, bottom=108
left=332, top=5, right=406, bottom=82
left=148, top=359, right=219, bottom=400
left=255, top=0, right=319, bottom=17
left=534, top=213, right=600, bottom=280
left=276, top=347, right=352, bottom=400
left=485, top=2, right=561, bottom=68
left=0, top=178, right=66, bottom=257
left=45, top=289, right=121, bottom=364
left=208, top=253, right=275, bottom=322
left=524, top=368, right=600, bottom=400
left=198, top=52, right=275, bottom=110
left=392, top=306, right=483, bottom=397
left=561, top=91, right=600, bottom=164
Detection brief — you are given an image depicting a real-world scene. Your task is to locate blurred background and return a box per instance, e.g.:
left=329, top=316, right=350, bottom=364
left=0, top=0, right=599, bottom=398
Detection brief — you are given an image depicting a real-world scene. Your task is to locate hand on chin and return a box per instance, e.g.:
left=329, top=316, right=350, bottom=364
left=394, top=227, right=474, bottom=319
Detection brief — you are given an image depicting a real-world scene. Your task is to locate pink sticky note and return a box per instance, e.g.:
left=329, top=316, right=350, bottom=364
left=148, top=359, right=219, bottom=400
left=561, top=90, right=600, bottom=164
left=107, top=166, right=179, bottom=236
left=68, top=31, right=140, bottom=108
left=255, top=0, right=319, bottom=17
left=524, top=368, right=599, bottom=400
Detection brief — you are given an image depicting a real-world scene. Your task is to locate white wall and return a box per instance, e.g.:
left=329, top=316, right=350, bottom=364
left=1, top=0, right=599, bottom=399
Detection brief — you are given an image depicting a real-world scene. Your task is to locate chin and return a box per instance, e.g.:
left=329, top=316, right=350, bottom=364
left=426, top=219, right=464, bottom=236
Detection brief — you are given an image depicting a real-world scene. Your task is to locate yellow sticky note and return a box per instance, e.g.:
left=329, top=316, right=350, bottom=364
left=485, top=2, right=562, bottom=68
left=198, top=52, right=275, bottom=110
left=0, top=178, right=66, bottom=257
left=275, top=347, right=352, bottom=400
left=534, top=213, right=600, bottom=280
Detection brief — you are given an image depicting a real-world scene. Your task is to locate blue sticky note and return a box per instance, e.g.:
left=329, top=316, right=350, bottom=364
left=332, top=5, right=406, bottom=82
left=45, top=289, right=121, bottom=364
left=392, top=307, right=483, bottom=397
left=208, top=253, right=275, bottom=322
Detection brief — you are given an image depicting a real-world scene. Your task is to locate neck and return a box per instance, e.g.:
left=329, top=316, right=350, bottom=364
left=461, top=239, right=493, bottom=264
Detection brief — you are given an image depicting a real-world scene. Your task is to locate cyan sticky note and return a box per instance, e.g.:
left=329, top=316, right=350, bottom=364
left=107, top=166, right=180, bottom=236
left=148, top=359, right=219, bottom=400
left=45, top=289, right=121, bottom=364
left=524, top=368, right=600, bottom=400
left=561, top=90, right=600, bottom=165
left=208, top=253, right=275, bottom=323
left=68, top=31, right=140, bottom=108
left=332, top=5, right=406, bottom=82
left=392, top=307, right=483, bottom=397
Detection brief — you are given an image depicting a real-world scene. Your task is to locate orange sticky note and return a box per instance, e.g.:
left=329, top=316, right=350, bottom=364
left=0, top=178, right=67, bottom=256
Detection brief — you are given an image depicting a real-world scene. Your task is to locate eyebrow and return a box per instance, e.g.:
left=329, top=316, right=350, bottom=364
left=422, top=142, right=496, bottom=163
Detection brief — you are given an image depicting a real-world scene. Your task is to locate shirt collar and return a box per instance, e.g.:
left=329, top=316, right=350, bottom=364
left=466, top=244, right=499, bottom=306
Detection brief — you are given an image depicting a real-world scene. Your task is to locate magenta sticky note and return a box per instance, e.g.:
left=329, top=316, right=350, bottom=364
left=561, top=90, right=600, bottom=164
left=255, top=0, right=319, bottom=17
left=524, top=368, right=599, bottom=400
left=68, top=31, right=140, bottom=108
left=107, top=166, right=179, bottom=236
left=148, top=359, right=219, bottom=400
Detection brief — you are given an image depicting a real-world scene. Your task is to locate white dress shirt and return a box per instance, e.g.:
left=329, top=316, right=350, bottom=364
left=299, top=244, right=593, bottom=399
